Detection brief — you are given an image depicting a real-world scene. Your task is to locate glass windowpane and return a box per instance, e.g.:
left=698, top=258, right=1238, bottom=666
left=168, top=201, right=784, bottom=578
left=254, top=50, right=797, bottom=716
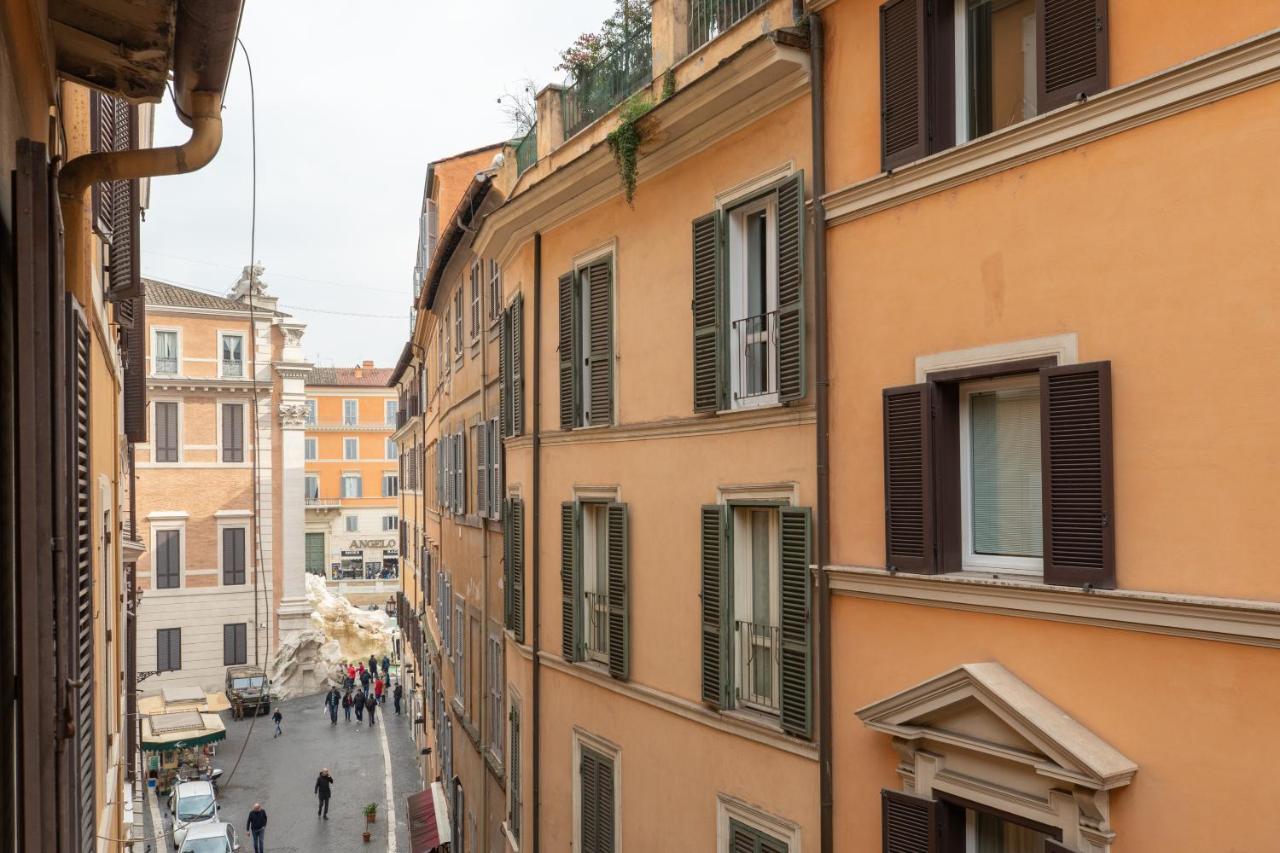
left=970, top=387, right=1042, bottom=558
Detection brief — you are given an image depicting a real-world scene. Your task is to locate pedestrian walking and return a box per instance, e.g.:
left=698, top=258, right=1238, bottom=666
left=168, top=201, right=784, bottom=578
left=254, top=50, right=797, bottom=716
left=354, top=689, right=365, bottom=722
left=381, top=654, right=391, bottom=681
left=360, top=670, right=371, bottom=693
left=374, top=676, right=384, bottom=705
left=272, top=708, right=283, bottom=738
left=324, top=687, right=340, bottom=725
left=342, top=690, right=353, bottom=722
left=368, top=654, right=378, bottom=676
left=393, top=682, right=403, bottom=715
left=365, top=692, right=377, bottom=726
left=246, top=802, right=268, bottom=853
left=314, top=768, right=335, bottom=819
left=357, top=661, right=366, bottom=680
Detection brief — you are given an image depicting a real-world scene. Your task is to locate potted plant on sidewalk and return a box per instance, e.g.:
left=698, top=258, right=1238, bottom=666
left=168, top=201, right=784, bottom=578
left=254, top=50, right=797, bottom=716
left=362, top=802, right=377, bottom=843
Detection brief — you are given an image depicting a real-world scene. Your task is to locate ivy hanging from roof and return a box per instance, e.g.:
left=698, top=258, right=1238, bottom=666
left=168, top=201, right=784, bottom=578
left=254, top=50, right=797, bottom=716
left=607, top=94, right=654, bottom=206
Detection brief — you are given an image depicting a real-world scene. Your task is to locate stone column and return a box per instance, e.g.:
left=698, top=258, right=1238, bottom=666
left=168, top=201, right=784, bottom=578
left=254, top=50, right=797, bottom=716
left=274, top=323, right=313, bottom=640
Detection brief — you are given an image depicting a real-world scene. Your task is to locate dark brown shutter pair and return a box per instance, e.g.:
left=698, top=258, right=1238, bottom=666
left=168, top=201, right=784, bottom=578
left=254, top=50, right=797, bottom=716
left=154, top=402, right=179, bottom=462
left=558, top=261, right=613, bottom=430
left=691, top=173, right=807, bottom=412
left=580, top=746, right=615, bottom=853
left=879, top=0, right=1108, bottom=169
left=222, top=527, right=246, bottom=584
left=505, top=497, right=525, bottom=642
left=123, top=295, right=147, bottom=442
left=223, top=624, right=247, bottom=665
left=222, top=403, right=244, bottom=462
left=882, top=362, right=1114, bottom=588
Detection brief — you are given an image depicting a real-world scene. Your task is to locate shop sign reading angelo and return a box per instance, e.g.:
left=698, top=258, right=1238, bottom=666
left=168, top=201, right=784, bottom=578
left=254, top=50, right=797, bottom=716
left=348, top=538, right=396, bottom=549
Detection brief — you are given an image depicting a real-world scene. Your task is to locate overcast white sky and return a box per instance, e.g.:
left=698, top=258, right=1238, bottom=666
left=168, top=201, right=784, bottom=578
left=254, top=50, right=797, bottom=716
left=141, top=0, right=608, bottom=368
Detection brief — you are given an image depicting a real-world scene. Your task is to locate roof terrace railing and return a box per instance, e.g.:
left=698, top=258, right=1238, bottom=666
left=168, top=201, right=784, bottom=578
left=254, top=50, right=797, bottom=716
left=515, top=125, right=538, bottom=176
left=561, top=28, right=653, bottom=140
left=688, top=0, right=769, bottom=54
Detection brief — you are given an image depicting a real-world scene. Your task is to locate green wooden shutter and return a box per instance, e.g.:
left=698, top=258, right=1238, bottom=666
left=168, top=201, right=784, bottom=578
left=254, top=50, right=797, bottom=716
left=729, top=819, right=790, bottom=853
left=776, top=172, right=806, bottom=403
left=700, top=504, right=730, bottom=708
left=558, top=272, right=577, bottom=430
left=477, top=423, right=489, bottom=517
left=580, top=749, right=599, bottom=851
left=606, top=502, right=628, bottom=680
left=511, top=497, right=525, bottom=643
left=561, top=501, right=581, bottom=661
left=503, top=499, right=513, bottom=629
left=499, top=307, right=511, bottom=436
left=509, top=704, right=521, bottom=839
left=511, top=293, right=525, bottom=435
left=586, top=260, right=613, bottom=427
left=778, top=506, right=813, bottom=739
left=691, top=211, right=724, bottom=413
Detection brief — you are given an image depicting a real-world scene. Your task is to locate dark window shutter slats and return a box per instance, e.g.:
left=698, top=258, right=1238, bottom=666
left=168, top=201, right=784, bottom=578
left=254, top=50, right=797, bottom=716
left=882, top=790, right=937, bottom=853
left=1037, top=0, right=1108, bottom=112
left=477, top=422, right=489, bottom=516
left=123, top=295, right=146, bottom=442
left=500, top=306, right=511, bottom=436
left=700, top=504, right=730, bottom=708
left=880, top=0, right=928, bottom=170
left=775, top=172, right=806, bottom=403
left=606, top=502, right=628, bottom=681
left=691, top=211, right=723, bottom=412
left=511, top=293, right=525, bottom=435
left=883, top=384, right=936, bottom=573
left=66, top=296, right=95, bottom=853
left=778, top=506, right=812, bottom=739
left=1043, top=842, right=1072, bottom=853
left=558, top=272, right=577, bottom=430
left=509, top=498, right=525, bottom=642
left=561, top=501, right=581, bottom=661
left=587, top=261, right=613, bottom=427
left=1041, top=361, right=1114, bottom=588
left=222, top=403, right=243, bottom=463
left=580, top=750, right=599, bottom=851
left=223, top=528, right=245, bottom=585
left=89, top=92, right=117, bottom=239
left=730, top=822, right=757, bottom=853
left=598, top=751, right=615, bottom=852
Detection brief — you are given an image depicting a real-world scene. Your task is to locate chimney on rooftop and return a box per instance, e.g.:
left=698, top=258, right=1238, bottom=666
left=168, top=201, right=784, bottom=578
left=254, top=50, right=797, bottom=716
left=362, top=360, right=374, bottom=369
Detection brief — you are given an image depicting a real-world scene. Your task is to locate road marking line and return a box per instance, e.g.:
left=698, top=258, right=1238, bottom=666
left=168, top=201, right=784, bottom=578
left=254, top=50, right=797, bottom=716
left=146, top=782, right=170, bottom=852
left=377, top=709, right=398, bottom=853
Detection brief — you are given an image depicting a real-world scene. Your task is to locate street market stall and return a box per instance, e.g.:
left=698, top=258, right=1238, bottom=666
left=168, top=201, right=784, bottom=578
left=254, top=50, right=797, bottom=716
left=141, top=710, right=226, bottom=795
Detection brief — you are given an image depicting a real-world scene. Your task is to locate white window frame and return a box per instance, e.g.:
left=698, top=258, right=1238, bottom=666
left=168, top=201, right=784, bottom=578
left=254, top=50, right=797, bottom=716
left=571, top=245, right=616, bottom=429
left=305, top=399, right=318, bottom=426
left=383, top=472, right=399, bottom=497
left=470, top=259, right=482, bottom=342
left=381, top=515, right=398, bottom=532
left=580, top=502, right=611, bottom=665
left=305, top=473, right=320, bottom=501
left=217, top=331, right=246, bottom=379
left=386, top=438, right=398, bottom=461
left=505, top=687, right=522, bottom=847
left=453, top=594, right=466, bottom=707
left=149, top=519, right=186, bottom=591
left=305, top=437, right=318, bottom=461
left=453, top=288, right=464, bottom=357
left=343, top=436, right=359, bottom=460
left=341, top=472, right=362, bottom=499
left=716, top=793, right=801, bottom=853
left=345, top=515, right=358, bottom=533
left=571, top=728, right=622, bottom=853
left=726, top=194, right=780, bottom=410
left=952, top=0, right=1039, bottom=146
left=730, top=504, right=782, bottom=715
left=958, top=373, right=1044, bottom=576
left=343, top=398, right=359, bottom=426
left=385, top=399, right=397, bottom=425
left=488, top=259, right=501, bottom=324
left=151, top=327, right=181, bottom=376
left=487, top=629, right=504, bottom=764
left=216, top=399, right=248, bottom=465
left=150, top=397, right=183, bottom=464
left=216, top=519, right=251, bottom=588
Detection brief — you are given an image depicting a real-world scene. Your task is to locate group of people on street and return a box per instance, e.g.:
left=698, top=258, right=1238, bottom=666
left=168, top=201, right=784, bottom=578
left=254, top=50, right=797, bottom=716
left=323, top=653, right=403, bottom=728
left=243, top=768, right=334, bottom=853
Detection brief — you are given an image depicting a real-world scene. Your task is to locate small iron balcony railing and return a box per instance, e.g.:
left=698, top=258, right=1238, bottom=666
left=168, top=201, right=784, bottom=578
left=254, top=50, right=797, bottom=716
left=562, top=29, right=653, bottom=140
left=735, top=619, right=781, bottom=712
left=154, top=357, right=178, bottom=375
left=515, top=125, right=537, bottom=176
left=584, top=590, right=610, bottom=661
left=221, top=359, right=244, bottom=378
left=688, top=0, right=769, bottom=54
left=731, top=310, right=778, bottom=401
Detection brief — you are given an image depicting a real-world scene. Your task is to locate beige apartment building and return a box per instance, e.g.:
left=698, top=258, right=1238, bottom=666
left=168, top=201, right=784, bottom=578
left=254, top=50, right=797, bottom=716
left=136, top=271, right=311, bottom=693
left=304, top=363, right=400, bottom=606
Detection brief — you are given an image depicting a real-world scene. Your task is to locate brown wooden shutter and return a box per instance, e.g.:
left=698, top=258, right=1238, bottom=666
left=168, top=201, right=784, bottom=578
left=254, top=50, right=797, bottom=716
left=606, top=502, right=628, bottom=681
left=123, top=296, right=146, bottom=443
left=511, top=294, right=524, bottom=435
left=586, top=260, right=613, bottom=427
left=1043, top=842, right=1072, bottom=853
left=883, top=384, right=936, bottom=573
left=561, top=501, right=581, bottom=661
left=89, top=92, right=117, bottom=239
left=1040, top=361, right=1114, bottom=588
left=500, top=307, right=511, bottom=435
left=778, top=506, right=812, bottom=739
left=65, top=295, right=95, bottom=853
left=476, top=422, right=489, bottom=516
left=511, top=497, right=525, bottom=643
left=776, top=172, right=806, bottom=403
left=558, top=272, right=577, bottom=430
left=222, top=403, right=243, bottom=463
left=880, top=0, right=928, bottom=170
left=106, top=107, right=140, bottom=302
left=1037, top=0, right=1108, bottom=112
left=700, top=504, right=730, bottom=708
left=882, top=790, right=937, bottom=853
left=691, top=211, right=723, bottom=412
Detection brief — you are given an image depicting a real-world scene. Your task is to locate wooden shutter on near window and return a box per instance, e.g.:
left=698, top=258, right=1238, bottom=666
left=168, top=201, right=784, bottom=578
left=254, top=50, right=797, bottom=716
left=476, top=423, right=488, bottom=516
left=1037, top=0, right=1108, bottom=112
left=1040, top=361, right=1114, bottom=588
left=605, top=502, right=628, bottom=680
left=883, top=384, right=936, bottom=573
left=89, top=92, right=118, bottom=239
left=561, top=502, right=581, bottom=661
left=880, top=0, right=928, bottom=170
left=222, top=404, right=243, bottom=462
left=778, top=506, right=812, bottom=738
left=700, top=504, right=730, bottom=708
left=66, top=295, right=95, bottom=853
left=586, top=260, right=613, bottom=427
left=558, top=272, right=577, bottom=430
left=882, top=790, right=937, bottom=853
left=509, top=498, right=525, bottom=642
left=123, top=295, right=146, bottom=442
left=691, top=211, right=723, bottom=412
left=500, top=307, right=511, bottom=435
left=581, top=748, right=614, bottom=853
left=776, top=172, right=806, bottom=403
left=511, top=293, right=524, bottom=435
left=1043, top=842, right=1072, bottom=853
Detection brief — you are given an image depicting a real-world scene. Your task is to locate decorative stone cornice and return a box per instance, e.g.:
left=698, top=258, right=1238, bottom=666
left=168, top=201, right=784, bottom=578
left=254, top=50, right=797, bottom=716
left=278, top=402, right=310, bottom=428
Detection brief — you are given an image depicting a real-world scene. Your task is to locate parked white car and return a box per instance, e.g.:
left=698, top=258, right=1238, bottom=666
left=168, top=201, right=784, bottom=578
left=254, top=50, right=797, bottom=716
left=177, top=820, right=240, bottom=852
left=169, top=780, right=219, bottom=849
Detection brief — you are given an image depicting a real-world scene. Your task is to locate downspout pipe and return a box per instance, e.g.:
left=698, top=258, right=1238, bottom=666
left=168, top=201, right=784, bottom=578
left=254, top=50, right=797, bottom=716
left=808, top=11, right=834, bottom=853
left=531, top=231, right=543, bottom=853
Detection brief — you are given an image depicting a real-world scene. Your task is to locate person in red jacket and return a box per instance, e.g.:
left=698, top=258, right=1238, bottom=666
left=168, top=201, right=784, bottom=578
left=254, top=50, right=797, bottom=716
left=374, top=676, right=384, bottom=705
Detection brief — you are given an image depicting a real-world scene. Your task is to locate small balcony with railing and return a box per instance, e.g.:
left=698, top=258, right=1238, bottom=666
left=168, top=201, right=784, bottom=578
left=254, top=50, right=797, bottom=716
left=731, top=310, right=778, bottom=405
left=153, top=356, right=178, bottom=376
left=687, top=0, right=771, bottom=54
left=221, top=358, right=244, bottom=378
left=584, top=590, right=610, bottom=663
left=734, top=619, right=781, bottom=713
left=514, top=125, right=538, bottom=176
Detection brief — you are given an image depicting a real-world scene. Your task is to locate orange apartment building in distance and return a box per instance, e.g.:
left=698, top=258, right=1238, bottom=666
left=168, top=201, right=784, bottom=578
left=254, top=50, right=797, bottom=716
left=304, top=362, right=401, bottom=606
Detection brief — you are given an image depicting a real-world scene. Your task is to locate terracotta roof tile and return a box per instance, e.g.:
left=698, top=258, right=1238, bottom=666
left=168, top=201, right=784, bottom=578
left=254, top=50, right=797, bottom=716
left=307, top=366, right=395, bottom=387
left=144, top=278, right=252, bottom=312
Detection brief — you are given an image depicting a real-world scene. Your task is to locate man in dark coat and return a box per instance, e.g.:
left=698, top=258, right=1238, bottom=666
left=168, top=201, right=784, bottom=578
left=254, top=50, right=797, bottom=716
left=324, top=687, right=340, bottom=726
left=271, top=708, right=283, bottom=738
left=381, top=654, right=391, bottom=681
left=360, top=669, right=372, bottom=693
left=368, top=654, right=378, bottom=678
left=314, top=768, right=335, bottom=818
left=354, top=689, right=365, bottom=722
left=365, top=691, right=377, bottom=726
left=246, top=803, right=268, bottom=853
left=393, top=682, right=403, bottom=715
left=342, top=690, right=353, bottom=722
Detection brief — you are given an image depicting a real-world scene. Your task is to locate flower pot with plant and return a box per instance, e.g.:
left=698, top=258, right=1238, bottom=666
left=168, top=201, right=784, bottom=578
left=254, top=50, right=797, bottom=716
left=363, top=802, right=378, bottom=823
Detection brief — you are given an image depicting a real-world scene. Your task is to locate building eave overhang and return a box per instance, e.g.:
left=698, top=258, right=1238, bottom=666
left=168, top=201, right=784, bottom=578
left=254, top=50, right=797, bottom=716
left=420, top=173, right=496, bottom=312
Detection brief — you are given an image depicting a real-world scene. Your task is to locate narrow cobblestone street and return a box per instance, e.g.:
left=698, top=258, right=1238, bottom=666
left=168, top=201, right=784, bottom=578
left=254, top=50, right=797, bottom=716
left=146, top=693, right=422, bottom=852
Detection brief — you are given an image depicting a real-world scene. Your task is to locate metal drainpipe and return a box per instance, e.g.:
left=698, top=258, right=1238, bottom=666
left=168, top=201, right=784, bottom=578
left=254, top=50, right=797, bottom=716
left=808, top=11, right=834, bottom=853
left=530, top=231, right=543, bottom=853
